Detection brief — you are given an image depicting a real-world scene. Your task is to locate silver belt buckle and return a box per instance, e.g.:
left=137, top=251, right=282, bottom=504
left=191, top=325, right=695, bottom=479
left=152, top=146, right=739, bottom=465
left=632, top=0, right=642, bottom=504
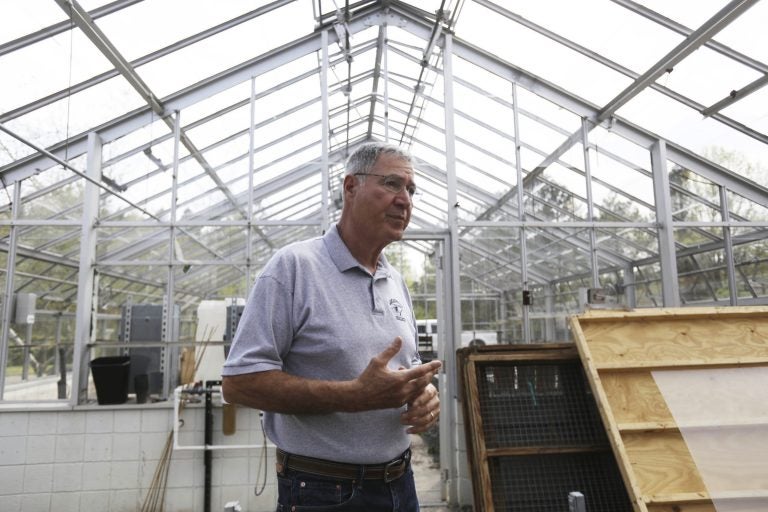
left=383, top=457, right=404, bottom=483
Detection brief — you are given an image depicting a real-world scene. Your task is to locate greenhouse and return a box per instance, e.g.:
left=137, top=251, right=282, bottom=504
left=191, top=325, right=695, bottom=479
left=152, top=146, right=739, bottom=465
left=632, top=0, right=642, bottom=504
left=0, top=0, right=767, bottom=511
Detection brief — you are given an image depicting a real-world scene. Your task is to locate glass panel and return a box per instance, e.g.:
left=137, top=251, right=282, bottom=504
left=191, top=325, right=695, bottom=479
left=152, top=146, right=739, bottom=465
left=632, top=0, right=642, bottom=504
left=597, top=227, right=658, bottom=262
left=633, top=262, right=664, bottom=308
left=406, top=242, right=439, bottom=321
left=7, top=75, right=145, bottom=151
left=127, top=2, right=312, bottom=98
left=527, top=171, right=585, bottom=222
left=96, top=227, right=169, bottom=261
left=459, top=226, right=520, bottom=344
left=3, top=259, right=77, bottom=401
left=729, top=191, right=768, bottom=223
left=0, top=0, right=67, bottom=44
left=668, top=165, right=722, bottom=223
left=18, top=175, right=83, bottom=222
left=732, top=232, right=768, bottom=301
left=174, top=226, right=248, bottom=265
left=0, top=30, right=113, bottom=114
left=456, top=1, right=640, bottom=106
left=675, top=246, right=730, bottom=305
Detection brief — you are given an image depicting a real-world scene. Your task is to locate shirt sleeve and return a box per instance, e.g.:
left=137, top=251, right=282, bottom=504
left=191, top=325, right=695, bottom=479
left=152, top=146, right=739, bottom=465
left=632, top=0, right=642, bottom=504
left=221, top=261, right=295, bottom=376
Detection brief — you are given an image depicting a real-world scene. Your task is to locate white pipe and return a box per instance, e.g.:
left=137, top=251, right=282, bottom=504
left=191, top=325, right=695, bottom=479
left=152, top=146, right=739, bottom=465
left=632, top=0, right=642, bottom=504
left=172, top=386, right=270, bottom=451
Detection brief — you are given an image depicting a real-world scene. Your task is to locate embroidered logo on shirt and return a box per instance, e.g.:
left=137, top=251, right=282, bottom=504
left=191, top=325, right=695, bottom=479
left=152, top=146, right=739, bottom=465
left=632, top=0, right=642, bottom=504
left=389, top=299, right=406, bottom=321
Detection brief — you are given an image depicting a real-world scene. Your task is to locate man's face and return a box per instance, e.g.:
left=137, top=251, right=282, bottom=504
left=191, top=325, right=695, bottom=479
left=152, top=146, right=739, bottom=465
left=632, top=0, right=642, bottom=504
left=349, top=153, right=414, bottom=245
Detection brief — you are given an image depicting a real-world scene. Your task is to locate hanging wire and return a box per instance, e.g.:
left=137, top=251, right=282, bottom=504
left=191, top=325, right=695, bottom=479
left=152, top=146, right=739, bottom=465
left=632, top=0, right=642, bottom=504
left=344, top=0, right=352, bottom=158
left=253, top=412, right=269, bottom=496
left=64, top=1, right=75, bottom=168
left=398, top=0, right=447, bottom=146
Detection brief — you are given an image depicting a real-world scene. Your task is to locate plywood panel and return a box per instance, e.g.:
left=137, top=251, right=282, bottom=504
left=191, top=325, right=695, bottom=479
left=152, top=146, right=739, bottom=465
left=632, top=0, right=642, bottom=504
left=600, top=370, right=673, bottom=427
left=647, top=504, right=716, bottom=512
left=623, top=431, right=706, bottom=497
left=571, top=306, right=768, bottom=512
left=578, top=308, right=768, bottom=369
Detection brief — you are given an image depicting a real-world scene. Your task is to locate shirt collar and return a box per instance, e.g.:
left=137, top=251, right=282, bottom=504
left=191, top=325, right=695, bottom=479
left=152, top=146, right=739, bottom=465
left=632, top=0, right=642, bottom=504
left=323, top=223, right=391, bottom=276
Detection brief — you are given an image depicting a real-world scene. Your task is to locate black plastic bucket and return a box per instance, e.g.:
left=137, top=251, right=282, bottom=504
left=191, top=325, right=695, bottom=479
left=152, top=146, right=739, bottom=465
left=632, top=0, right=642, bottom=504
left=89, top=356, right=131, bottom=405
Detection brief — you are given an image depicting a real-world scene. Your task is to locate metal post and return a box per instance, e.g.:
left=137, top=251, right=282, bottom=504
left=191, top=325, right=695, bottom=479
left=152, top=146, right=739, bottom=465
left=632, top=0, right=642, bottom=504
left=512, top=82, right=531, bottom=343
left=21, top=323, right=31, bottom=380
left=0, top=182, right=20, bottom=399
left=383, top=21, right=390, bottom=142
left=72, top=132, right=102, bottom=404
left=442, top=32, right=461, bottom=507
left=246, top=77, right=256, bottom=288
left=320, top=29, right=330, bottom=232
left=55, top=314, right=66, bottom=399
left=163, top=111, right=182, bottom=400
left=204, top=381, right=215, bottom=512
left=581, top=117, right=600, bottom=288
left=203, top=379, right=222, bottom=512
left=650, top=139, right=680, bottom=306
left=624, top=263, right=637, bottom=308
left=544, top=285, right=555, bottom=341
left=719, top=186, right=738, bottom=305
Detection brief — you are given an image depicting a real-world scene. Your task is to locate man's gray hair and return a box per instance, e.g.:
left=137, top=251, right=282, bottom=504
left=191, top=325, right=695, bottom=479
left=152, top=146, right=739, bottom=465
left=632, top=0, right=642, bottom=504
left=344, top=141, right=413, bottom=176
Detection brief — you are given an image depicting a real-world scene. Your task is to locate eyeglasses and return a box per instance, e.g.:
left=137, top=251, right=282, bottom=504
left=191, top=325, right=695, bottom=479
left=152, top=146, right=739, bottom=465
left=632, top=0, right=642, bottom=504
left=354, top=173, right=421, bottom=199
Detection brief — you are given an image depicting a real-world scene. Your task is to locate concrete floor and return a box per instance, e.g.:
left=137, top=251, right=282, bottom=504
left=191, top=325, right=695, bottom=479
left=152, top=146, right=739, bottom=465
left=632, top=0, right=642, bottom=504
left=411, top=434, right=454, bottom=511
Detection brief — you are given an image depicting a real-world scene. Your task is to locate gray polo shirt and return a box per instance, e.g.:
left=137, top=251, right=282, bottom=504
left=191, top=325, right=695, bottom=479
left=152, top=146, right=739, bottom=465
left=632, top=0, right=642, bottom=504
left=222, top=224, right=420, bottom=464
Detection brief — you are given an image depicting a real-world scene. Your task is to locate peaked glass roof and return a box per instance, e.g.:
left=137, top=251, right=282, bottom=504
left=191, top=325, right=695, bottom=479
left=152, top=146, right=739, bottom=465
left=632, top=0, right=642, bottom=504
left=0, top=0, right=767, bottom=355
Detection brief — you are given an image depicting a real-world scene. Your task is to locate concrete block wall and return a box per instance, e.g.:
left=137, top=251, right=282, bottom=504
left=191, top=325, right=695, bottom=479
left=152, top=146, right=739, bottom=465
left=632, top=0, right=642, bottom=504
left=0, top=405, right=278, bottom=512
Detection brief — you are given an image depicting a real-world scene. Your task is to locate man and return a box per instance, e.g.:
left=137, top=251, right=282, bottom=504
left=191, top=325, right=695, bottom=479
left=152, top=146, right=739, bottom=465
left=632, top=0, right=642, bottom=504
left=222, top=141, right=442, bottom=511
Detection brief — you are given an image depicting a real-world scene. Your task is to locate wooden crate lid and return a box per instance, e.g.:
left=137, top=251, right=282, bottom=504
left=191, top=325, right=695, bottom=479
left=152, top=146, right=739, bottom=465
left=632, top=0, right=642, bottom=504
left=571, top=306, right=768, bottom=512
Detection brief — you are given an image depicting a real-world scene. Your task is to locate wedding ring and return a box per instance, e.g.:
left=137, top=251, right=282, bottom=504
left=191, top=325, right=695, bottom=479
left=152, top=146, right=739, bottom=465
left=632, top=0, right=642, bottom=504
left=429, top=411, right=435, bottom=420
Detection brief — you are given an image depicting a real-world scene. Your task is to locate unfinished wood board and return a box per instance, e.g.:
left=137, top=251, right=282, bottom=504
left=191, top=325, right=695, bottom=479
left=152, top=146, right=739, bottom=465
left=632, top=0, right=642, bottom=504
left=457, top=343, right=633, bottom=512
left=570, top=306, right=768, bottom=512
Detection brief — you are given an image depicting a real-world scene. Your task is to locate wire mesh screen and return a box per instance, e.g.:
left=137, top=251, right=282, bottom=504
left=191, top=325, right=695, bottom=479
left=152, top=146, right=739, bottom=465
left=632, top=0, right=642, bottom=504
left=489, top=452, right=632, bottom=511
left=477, top=361, right=607, bottom=449
left=458, top=344, right=634, bottom=512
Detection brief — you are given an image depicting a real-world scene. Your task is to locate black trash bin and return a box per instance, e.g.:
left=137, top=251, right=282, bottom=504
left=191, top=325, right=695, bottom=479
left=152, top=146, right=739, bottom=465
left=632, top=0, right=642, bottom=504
left=90, top=356, right=131, bottom=405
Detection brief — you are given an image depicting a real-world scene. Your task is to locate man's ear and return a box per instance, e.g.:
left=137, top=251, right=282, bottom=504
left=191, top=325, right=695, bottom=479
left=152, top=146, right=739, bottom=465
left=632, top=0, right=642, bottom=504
left=343, top=174, right=358, bottom=196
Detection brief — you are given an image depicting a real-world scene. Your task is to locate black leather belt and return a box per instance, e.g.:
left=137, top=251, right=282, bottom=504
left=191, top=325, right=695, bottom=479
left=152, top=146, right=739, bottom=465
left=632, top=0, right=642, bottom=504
left=276, top=448, right=411, bottom=483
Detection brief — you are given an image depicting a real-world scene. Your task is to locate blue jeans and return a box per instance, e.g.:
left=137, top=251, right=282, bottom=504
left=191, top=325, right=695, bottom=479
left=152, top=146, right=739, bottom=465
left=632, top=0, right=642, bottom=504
left=276, top=465, right=420, bottom=511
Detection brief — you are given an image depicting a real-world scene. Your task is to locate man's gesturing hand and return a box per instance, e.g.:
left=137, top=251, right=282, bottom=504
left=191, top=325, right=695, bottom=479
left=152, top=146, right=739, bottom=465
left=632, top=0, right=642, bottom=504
left=351, top=337, right=441, bottom=411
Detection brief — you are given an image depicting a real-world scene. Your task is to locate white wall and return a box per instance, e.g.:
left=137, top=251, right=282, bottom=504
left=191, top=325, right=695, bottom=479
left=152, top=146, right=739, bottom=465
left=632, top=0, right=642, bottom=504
left=0, top=405, right=276, bottom=512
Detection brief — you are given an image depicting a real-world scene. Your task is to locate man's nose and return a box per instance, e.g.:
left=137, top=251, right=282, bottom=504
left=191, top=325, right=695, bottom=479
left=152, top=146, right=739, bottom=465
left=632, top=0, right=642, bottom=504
left=393, top=188, right=412, bottom=206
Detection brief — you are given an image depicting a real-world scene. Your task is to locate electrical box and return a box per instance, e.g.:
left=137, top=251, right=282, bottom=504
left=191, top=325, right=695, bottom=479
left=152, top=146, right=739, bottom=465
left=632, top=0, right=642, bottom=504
left=120, top=303, right=180, bottom=396
left=578, top=287, right=619, bottom=310
left=223, top=304, right=244, bottom=358
left=588, top=288, right=607, bottom=304
left=14, top=292, right=37, bottom=325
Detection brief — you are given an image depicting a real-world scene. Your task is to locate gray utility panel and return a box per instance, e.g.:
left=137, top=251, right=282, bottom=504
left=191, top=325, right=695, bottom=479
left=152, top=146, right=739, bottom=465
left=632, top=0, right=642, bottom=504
left=120, top=303, right=180, bottom=395
left=223, top=304, right=244, bottom=358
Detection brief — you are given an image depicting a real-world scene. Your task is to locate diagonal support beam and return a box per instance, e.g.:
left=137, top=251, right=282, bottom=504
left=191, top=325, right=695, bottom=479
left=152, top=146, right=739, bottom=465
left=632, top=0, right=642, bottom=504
left=596, top=0, right=761, bottom=123
left=54, top=0, right=249, bottom=219
left=53, top=0, right=164, bottom=116
left=702, top=73, right=768, bottom=117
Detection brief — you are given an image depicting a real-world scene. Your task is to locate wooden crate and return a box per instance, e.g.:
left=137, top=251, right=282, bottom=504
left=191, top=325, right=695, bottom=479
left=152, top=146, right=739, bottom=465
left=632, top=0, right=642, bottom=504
left=570, top=306, right=768, bottom=512
left=457, top=343, right=633, bottom=512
